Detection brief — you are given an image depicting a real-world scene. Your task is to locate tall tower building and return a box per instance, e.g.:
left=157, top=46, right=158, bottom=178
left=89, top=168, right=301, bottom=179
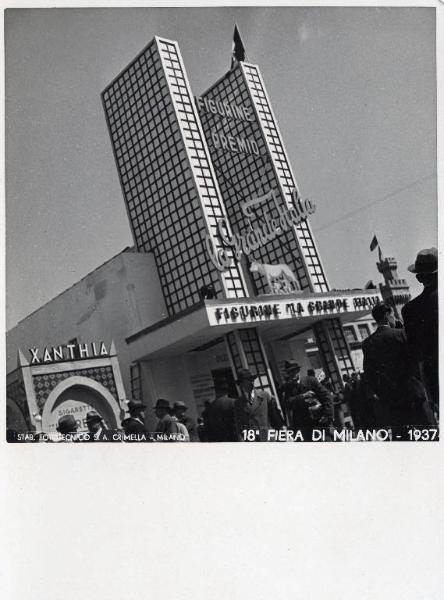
left=198, top=63, right=329, bottom=294
left=102, top=37, right=248, bottom=318
left=102, top=33, right=375, bottom=400
left=377, top=256, right=411, bottom=320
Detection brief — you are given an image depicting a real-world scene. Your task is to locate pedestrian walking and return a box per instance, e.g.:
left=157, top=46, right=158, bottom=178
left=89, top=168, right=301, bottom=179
left=85, top=410, right=109, bottom=442
left=172, top=401, right=199, bottom=442
left=402, top=247, right=438, bottom=422
left=121, top=400, right=150, bottom=441
left=234, top=368, right=284, bottom=442
left=279, top=360, right=333, bottom=439
left=204, top=379, right=237, bottom=442
left=153, top=399, right=183, bottom=441
left=56, top=414, right=80, bottom=442
left=363, top=303, right=431, bottom=428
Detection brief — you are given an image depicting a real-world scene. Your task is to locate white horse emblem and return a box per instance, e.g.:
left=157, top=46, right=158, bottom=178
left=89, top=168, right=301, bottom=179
left=250, top=261, right=301, bottom=294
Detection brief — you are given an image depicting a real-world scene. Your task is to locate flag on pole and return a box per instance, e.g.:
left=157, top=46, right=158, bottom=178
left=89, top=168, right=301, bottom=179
left=370, top=235, right=384, bottom=261
left=231, top=25, right=246, bottom=69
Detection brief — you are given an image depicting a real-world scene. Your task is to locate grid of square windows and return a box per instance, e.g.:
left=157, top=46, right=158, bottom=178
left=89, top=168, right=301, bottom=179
left=225, top=329, right=274, bottom=395
left=312, top=321, right=341, bottom=387
left=158, top=39, right=246, bottom=300
left=199, top=67, right=313, bottom=294
left=130, top=363, right=143, bottom=402
left=328, top=319, right=355, bottom=376
left=226, top=331, right=243, bottom=373
left=102, top=39, right=241, bottom=316
left=242, top=64, right=329, bottom=293
left=313, top=319, right=354, bottom=387
left=239, top=329, right=274, bottom=394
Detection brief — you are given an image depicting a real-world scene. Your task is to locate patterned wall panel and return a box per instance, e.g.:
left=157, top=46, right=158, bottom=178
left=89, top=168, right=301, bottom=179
left=225, top=328, right=275, bottom=396
left=241, top=63, right=329, bottom=293
left=32, top=366, right=118, bottom=411
left=200, top=68, right=303, bottom=294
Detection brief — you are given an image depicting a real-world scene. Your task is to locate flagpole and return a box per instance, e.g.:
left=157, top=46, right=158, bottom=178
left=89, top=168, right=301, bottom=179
left=378, top=245, right=383, bottom=263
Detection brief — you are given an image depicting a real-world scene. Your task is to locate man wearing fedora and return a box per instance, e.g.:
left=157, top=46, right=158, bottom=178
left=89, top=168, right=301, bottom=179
left=363, top=303, right=431, bottom=429
left=233, top=368, right=284, bottom=442
left=172, top=401, right=198, bottom=442
left=56, top=414, right=80, bottom=442
left=121, top=399, right=150, bottom=440
left=402, top=247, right=439, bottom=421
left=85, top=410, right=109, bottom=442
left=204, top=378, right=237, bottom=442
left=279, top=360, right=332, bottom=437
left=153, top=399, right=181, bottom=441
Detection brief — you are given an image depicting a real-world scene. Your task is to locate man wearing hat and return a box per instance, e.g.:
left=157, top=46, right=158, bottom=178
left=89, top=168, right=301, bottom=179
left=85, top=410, right=108, bottom=442
left=362, top=303, right=431, bottom=429
left=204, top=379, right=237, bottom=442
left=153, top=399, right=181, bottom=441
left=121, top=400, right=149, bottom=440
left=56, top=414, right=80, bottom=442
left=402, top=247, right=438, bottom=421
left=279, top=360, right=332, bottom=437
left=172, top=401, right=198, bottom=442
left=233, top=368, right=284, bottom=442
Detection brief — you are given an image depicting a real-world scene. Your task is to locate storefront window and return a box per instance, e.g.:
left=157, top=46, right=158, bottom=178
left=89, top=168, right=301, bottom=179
left=358, top=324, right=371, bottom=340
left=130, top=363, right=142, bottom=402
left=343, top=326, right=358, bottom=344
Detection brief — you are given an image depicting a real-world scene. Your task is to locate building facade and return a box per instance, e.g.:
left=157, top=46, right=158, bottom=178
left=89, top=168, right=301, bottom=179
left=7, top=248, right=382, bottom=434
left=6, top=250, right=163, bottom=435
left=9, top=34, right=406, bottom=436
left=101, top=35, right=370, bottom=405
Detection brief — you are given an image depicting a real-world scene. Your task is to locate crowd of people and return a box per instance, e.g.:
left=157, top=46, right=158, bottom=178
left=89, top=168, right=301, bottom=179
left=10, top=247, right=438, bottom=443
left=49, top=362, right=336, bottom=442
left=117, top=247, right=439, bottom=440
left=49, top=400, right=200, bottom=443
left=357, top=247, right=438, bottom=429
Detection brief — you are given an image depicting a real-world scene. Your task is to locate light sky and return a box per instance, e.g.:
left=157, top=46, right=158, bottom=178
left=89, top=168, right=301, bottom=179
left=5, top=6, right=437, bottom=329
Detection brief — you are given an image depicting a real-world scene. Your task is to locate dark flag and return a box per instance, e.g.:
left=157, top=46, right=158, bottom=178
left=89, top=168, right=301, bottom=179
left=370, top=234, right=383, bottom=261
left=369, top=235, right=379, bottom=252
left=231, top=25, right=246, bottom=68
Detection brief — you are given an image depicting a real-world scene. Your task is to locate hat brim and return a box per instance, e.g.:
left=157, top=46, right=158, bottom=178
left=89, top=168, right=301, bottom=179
left=408, top=263, right=438, bottom=274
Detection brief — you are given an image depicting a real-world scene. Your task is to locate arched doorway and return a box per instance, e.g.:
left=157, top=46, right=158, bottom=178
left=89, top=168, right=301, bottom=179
left=42, top=376, right=121, bottom=434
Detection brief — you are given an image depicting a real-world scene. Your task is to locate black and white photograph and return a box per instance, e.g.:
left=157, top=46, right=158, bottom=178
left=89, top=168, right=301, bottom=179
left=3, top=5, right=444, bottom=600
left=5, top=6, right=438, bottom=443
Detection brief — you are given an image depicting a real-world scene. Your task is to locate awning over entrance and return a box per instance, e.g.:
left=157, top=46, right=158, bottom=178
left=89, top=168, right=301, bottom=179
left=126, top=288, right=382, bottom=360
